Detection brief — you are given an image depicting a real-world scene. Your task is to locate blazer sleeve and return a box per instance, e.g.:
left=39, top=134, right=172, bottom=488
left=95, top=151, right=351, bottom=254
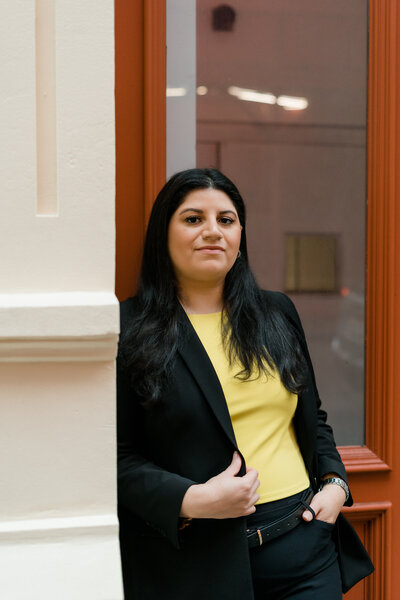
left=117, top=301, right=196, bottom=549
left=275, top=292, right=352, bottom=507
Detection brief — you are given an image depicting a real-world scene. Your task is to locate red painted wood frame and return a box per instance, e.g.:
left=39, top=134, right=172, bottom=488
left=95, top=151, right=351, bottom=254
left=115, top=0, right=166, bottom=300
left=340, top=1, right=400, bottom=597
left=115, top=1, right=400, bottom=597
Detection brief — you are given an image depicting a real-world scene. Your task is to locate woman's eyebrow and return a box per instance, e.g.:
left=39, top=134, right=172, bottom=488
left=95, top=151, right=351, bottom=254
left=178, top=208, right=203, bottom=215
left=178, top=208, right=237, bottom=216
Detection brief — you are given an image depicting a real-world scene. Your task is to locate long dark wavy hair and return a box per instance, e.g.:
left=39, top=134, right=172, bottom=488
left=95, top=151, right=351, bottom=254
left=119, top=168, right=307, bottom=404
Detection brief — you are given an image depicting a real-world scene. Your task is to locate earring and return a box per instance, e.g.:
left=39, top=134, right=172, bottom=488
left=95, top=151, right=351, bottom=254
left=237, top=250, right=241, bottom=258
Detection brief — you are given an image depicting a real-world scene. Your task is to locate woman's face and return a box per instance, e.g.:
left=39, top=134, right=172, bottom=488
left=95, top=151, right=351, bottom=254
left=167, top=188, right=242, bottom=289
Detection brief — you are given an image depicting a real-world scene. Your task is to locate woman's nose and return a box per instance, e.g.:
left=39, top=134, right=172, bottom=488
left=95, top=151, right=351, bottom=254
left=202, top=219, right=222, bottom=239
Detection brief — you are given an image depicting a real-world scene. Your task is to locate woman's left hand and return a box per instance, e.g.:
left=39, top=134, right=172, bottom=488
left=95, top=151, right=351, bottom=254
left=302, top=483, right=346, bottom=524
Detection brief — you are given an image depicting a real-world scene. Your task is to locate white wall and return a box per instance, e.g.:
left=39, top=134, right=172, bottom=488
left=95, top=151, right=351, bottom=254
left=0, top=2, right=122, bottom=597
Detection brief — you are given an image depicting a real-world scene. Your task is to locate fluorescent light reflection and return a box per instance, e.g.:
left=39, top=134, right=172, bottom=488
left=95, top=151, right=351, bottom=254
left=166, top=87, right=187, bottom=97
left=228, top=86, right=276, bottom=105
left=277, top=95, right=308, bottom=111
left=227, top=86, right=308, bottom=111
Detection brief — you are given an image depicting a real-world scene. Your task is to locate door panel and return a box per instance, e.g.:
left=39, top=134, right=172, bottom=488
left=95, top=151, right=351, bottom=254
left=115, top=1, right=400, bottom=596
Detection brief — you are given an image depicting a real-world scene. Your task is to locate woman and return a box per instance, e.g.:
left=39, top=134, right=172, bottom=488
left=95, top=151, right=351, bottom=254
left=117, top=168, right=373, bottom=599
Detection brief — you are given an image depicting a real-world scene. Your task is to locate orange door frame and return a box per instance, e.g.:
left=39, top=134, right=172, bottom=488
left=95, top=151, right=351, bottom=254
left=115, top=0, right=166, bottom=300
left=115, top=2, right=400, bottom=597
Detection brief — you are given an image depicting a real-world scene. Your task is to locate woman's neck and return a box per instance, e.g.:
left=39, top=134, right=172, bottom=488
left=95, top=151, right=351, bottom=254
left=178, top=282, right=224, bottom=314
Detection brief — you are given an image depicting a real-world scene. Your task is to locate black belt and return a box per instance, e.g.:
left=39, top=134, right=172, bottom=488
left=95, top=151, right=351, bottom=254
left=246, top=489, right=314, bottom=549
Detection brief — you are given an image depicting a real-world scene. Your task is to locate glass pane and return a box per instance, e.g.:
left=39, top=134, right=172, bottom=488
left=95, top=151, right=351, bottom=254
left=196, top=0, right=368, bottom=446
left=166, top=0, right=196, bottom=178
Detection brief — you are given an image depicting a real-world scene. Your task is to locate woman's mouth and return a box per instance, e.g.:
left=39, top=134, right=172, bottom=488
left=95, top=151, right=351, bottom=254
left=197, top=246, right=225, bottom=253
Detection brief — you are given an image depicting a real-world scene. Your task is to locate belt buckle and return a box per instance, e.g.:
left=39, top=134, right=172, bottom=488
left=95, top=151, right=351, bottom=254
left=257, top=528, right=263, bottom=546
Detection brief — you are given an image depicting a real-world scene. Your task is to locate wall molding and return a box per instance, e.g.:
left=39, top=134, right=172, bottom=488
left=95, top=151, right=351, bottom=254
left=0, top=292, right=119, bottom=362
left=0, top=514, right=123, bottom=599
left=0, top=334, right=118, bottom=362
left=0, top=513, right=119, bottom=543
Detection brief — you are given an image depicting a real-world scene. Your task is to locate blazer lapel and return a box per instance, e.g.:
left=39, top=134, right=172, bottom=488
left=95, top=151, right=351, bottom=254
left=177, top=308, right=238, bottom=449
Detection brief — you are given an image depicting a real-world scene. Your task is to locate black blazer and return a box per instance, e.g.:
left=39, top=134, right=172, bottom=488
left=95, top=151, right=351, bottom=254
left=117, top=291, right=373, bottom=599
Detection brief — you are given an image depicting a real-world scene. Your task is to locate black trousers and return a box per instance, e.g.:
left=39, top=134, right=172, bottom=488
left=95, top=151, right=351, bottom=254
left=247, top=489, right=342, bottom=600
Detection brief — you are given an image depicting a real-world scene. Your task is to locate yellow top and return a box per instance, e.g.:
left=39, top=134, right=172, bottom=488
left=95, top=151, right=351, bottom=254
left=188, top=312, right=309, bottom=503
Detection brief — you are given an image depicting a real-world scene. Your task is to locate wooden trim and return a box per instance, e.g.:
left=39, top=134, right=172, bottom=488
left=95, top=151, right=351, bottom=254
left=340, top=0, right=399, bottom=471
left=115, top=0, right=145, bottom=300
left=115, top=0, right=167, bottom=299
left=339, top=446, right=389, bottom=473
left=144, top=0, right=166, bottom=223
left=342, top=502, right=391, bottom=600
left=364, top=0, right=398, bottom=467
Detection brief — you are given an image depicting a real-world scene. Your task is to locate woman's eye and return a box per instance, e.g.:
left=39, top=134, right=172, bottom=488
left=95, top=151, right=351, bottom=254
left=219, top=217, right=234, bottom=224
left=185, top=216, right=201, bottom=224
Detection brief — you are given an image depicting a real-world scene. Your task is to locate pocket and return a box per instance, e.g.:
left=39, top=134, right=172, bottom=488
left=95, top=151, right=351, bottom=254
left=248, top=519, right=337, bottom=580
left=313, top=518, right=335, bottom=531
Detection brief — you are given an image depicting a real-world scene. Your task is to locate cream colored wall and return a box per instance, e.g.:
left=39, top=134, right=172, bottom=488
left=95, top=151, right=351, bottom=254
left=0, top=2, right=122, bottom=598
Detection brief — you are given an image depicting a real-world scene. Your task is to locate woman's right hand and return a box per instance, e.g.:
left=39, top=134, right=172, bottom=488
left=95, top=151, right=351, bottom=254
left=180, top=452, right=260, bottom=519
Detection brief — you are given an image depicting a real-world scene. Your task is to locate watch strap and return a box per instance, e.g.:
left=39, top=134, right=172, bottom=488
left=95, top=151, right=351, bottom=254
left=319, top=476, right=349, bottom=502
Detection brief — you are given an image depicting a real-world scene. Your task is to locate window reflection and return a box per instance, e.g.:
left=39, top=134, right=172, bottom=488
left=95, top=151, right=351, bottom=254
left=196, top=0, right=368, bottom=445
left=285, top=234, right=338, bottom=293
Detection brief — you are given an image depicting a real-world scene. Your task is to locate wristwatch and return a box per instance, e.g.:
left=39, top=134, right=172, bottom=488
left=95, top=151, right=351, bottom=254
left=318, top=476, right=349, bottom=502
